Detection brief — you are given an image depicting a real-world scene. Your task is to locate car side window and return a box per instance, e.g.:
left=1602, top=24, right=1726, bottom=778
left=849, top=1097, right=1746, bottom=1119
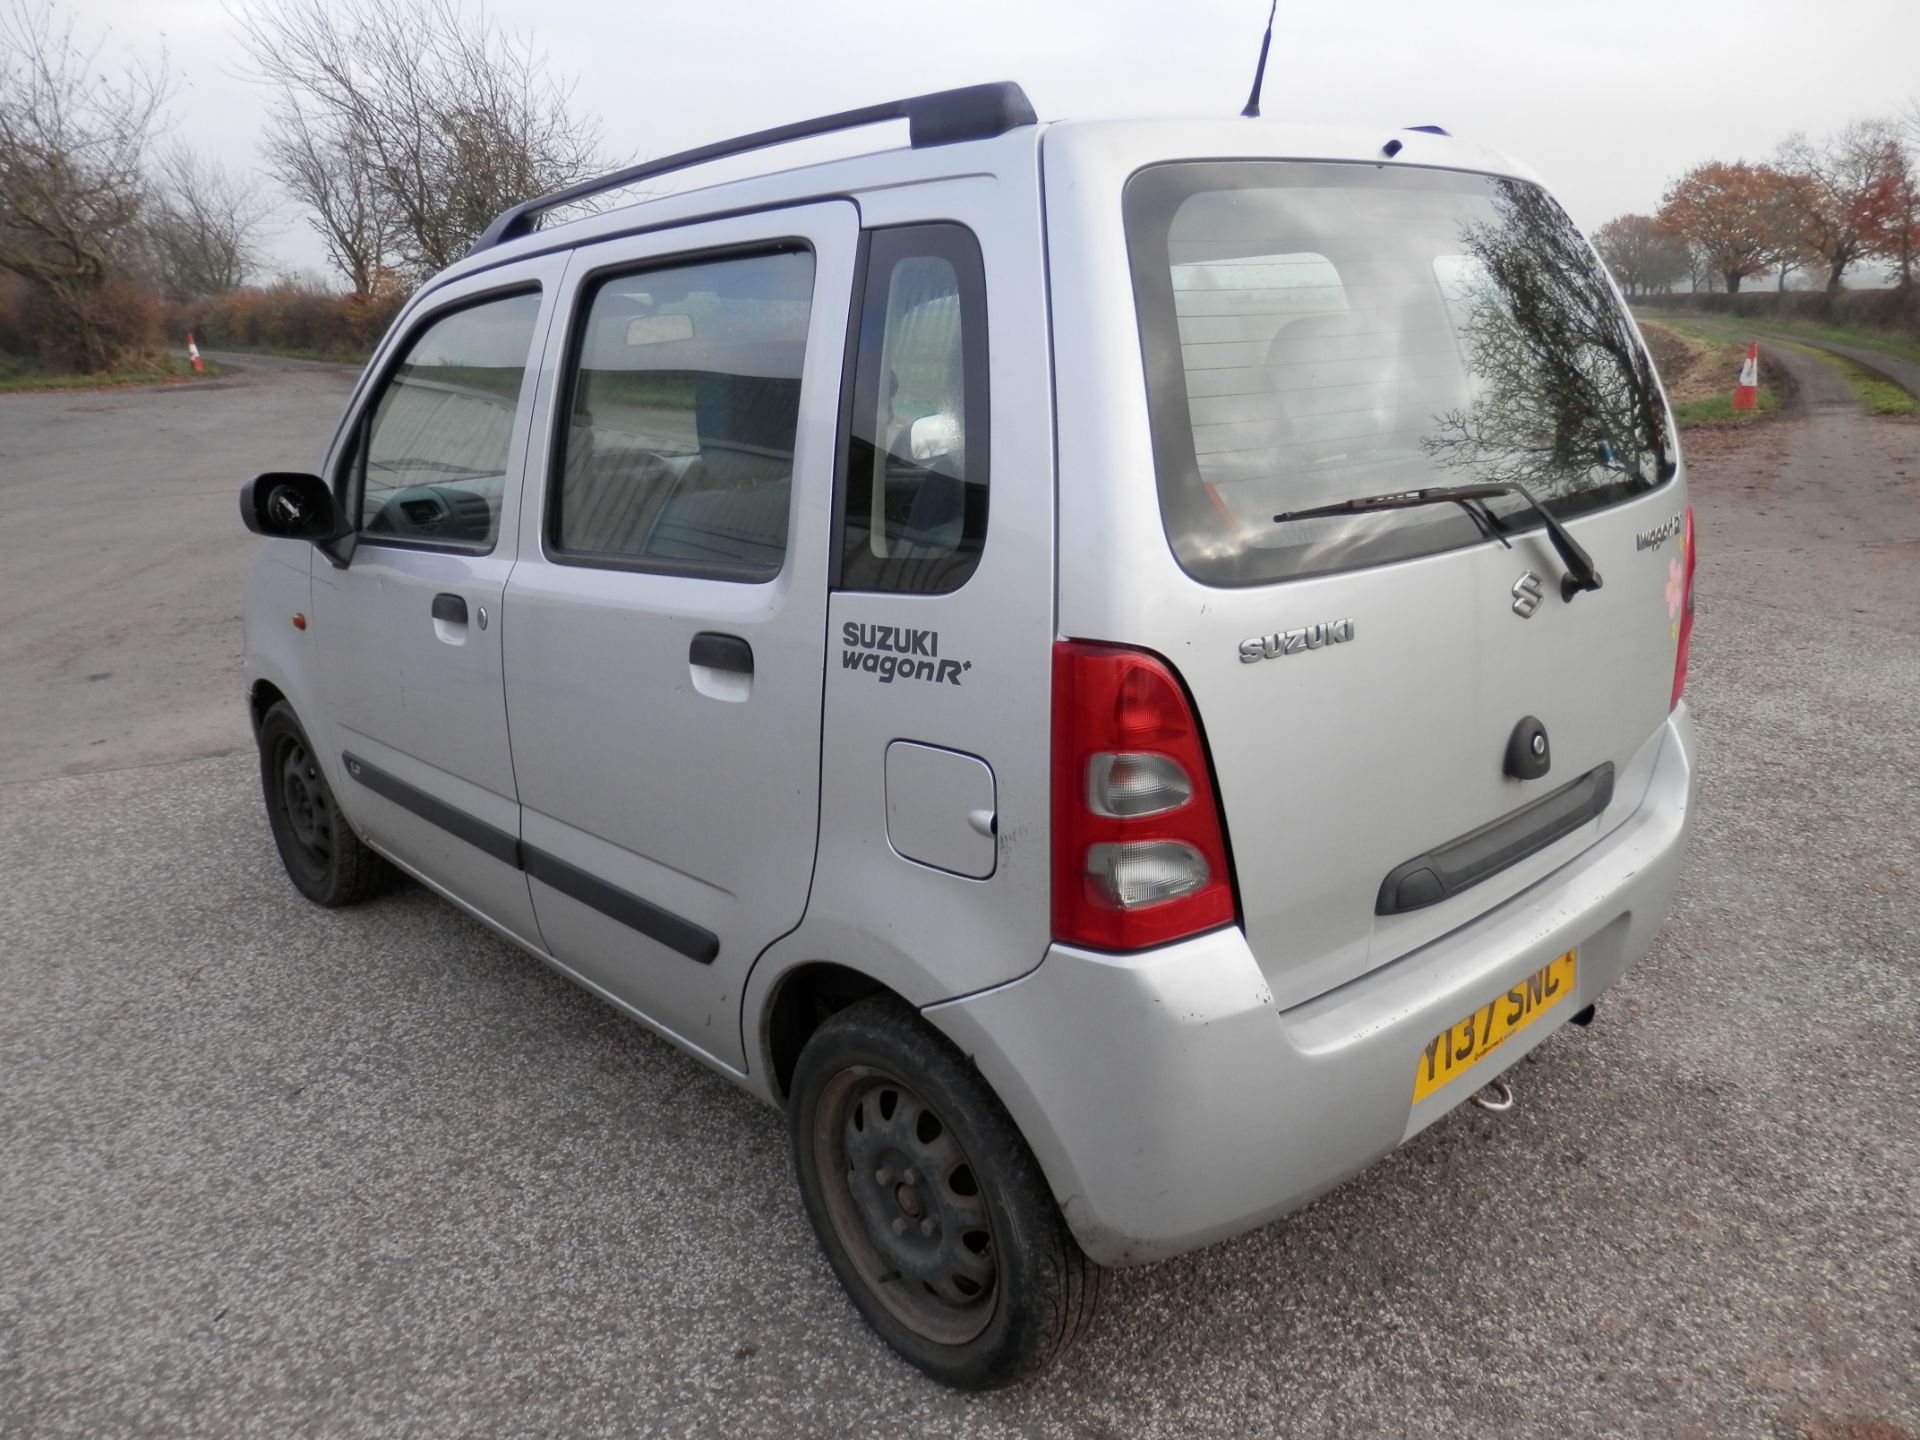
left=550, top=248, right=815, bottom=580
left=353, top=289, right=543, bottom=550
left=838, top=224, right=989, bottom=595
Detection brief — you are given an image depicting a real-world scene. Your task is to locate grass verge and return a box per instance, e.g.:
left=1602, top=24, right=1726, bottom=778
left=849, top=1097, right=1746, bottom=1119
left=1641, top=314, right=1738, bottom=349
left=1805, top=350, right=1920, bottom=416
left=201, top=343, right=369, bottom=366
left=1636, top=308, right=1920, bottom=370
left=1638, top=319, right=1784, bottom=427
left=0, top=353, right=235, bottom=393
left=1670, top=391, right=1784, bottom=424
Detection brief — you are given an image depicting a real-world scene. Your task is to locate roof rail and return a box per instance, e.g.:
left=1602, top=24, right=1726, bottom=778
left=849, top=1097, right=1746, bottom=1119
left=468, top=80, right=1037, bottom=255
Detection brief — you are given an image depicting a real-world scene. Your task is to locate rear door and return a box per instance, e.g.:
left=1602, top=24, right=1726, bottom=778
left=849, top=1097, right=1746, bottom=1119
left=1059, top=153, right=1685, bottom=1009
left=501, top=204, right=857, bottom=1071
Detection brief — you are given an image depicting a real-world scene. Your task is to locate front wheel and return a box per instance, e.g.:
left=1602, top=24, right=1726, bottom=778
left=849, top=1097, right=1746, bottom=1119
left=789, top=997, right=1105, bottom=1388
left=257, top=701, right=396, bottom=907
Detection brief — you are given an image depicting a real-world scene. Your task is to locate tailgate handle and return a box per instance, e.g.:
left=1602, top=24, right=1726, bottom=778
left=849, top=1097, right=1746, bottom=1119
left=1375, top=763, right=1616, bottom=916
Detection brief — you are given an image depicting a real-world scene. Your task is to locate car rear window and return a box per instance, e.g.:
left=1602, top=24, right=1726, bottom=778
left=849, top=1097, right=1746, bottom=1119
left=1125, top=162, right=1673, bottom=587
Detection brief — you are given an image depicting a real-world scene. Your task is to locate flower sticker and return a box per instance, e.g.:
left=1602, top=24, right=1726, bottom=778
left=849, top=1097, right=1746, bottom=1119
left=1666, top=556, right=1685, bottom=642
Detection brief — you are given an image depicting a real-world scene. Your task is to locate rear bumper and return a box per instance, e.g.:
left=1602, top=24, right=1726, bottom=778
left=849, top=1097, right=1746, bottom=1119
left=925, top=705, right=1696, bottom=1266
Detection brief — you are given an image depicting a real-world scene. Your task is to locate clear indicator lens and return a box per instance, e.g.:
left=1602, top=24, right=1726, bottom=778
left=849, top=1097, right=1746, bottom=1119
left=1087, top=752, right=1192, bottom=819
left=1086, top=840, right=1209, bottom=909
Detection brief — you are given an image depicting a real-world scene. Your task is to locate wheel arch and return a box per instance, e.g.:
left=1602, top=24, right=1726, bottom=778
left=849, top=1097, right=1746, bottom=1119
left=762, top=960, right=894, bottom=1104
left=248, top=678, right=289, bottom=739
left=741, top=916, right=963, bottom=1105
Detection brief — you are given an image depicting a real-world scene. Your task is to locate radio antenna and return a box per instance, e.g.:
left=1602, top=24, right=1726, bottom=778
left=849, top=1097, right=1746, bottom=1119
left=1240, top=0, right=1278, bottom=117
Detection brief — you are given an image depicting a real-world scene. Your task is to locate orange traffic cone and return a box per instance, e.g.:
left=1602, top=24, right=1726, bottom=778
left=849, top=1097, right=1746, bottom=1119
left=1731, top=340, right=1758, bottom=410
left=186, top=333, right=205, bottom=373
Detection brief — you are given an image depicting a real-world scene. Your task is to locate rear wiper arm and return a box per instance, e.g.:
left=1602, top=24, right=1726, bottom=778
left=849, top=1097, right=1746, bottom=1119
left=1274, top=481, right=1603, bottom=601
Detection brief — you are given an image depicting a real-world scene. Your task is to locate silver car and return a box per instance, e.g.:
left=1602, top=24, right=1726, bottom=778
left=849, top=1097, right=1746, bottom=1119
left=240, top=82, right=1697, bottom=1388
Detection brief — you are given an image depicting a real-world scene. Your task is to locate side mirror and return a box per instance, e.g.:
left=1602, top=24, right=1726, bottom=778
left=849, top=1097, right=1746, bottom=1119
left=240, top=472, right=338, bottom=542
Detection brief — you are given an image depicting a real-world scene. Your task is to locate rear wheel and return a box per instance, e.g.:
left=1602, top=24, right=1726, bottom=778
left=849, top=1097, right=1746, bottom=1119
left=258, top=701, right=396, bottom=907
left=789, top=996, right=1104, bottom=1388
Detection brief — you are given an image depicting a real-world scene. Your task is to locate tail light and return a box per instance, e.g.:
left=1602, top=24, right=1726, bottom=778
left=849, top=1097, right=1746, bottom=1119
left=1052, top=641, right=1235, bottom=950
left=1671, top=504, right=1696, bottom=709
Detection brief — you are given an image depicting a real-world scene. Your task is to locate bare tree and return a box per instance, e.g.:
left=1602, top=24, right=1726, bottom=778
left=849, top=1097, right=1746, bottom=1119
left=261, top=105, right=396, bottom=295
left=0, top=0, right=170, bottom=369
left=1775, top=121, right=1905, bottom=292
left=1896, top=100, right=1920, bottom=288
left=142, top=146, right=272, bottom=299
left=1592, top=214, right=1688, bottom=297
left=1426, top=180, right=1672, bottom=501
left=235, top=0, right=611, bottom=278
left=1680, top=240, right=1712, bottom=294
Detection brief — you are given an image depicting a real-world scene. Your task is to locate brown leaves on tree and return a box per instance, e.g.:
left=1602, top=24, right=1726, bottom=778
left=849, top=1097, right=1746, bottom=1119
left=1657, top=161, right=1790, bottom=294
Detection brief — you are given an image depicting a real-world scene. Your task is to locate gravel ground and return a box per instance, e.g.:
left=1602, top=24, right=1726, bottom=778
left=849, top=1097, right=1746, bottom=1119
left=1, top=363, right=1915, bottom=1439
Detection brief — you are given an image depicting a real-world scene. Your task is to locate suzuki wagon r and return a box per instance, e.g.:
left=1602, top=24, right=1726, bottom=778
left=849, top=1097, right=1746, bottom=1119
left=239, top=81, right=1698, bottom=1388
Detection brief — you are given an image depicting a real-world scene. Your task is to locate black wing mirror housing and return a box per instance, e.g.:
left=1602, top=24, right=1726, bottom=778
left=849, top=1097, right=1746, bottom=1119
left=240, top=472, right=340, bottom=542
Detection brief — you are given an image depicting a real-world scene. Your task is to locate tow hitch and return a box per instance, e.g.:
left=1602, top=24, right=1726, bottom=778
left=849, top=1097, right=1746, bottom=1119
left=1471, top=1002, right=1598, bottom=1112
left=1470, top=1077, right=1515, bottom=1112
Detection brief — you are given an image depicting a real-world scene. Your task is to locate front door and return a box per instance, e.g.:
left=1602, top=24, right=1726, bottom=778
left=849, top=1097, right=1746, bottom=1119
left=501, top=204, right=859, bottom=1072
left=312, top=262, right=564, bottom=946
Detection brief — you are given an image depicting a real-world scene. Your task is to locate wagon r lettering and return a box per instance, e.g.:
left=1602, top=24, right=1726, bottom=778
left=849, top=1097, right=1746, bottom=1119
left=1635, top=514, right=1684, bottom=551
left=840, top=623, right=970, bottom=686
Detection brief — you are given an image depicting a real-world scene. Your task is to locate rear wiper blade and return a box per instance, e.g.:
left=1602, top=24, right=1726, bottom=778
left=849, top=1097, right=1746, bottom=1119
left=1274, top=481, right=1603, bottom=601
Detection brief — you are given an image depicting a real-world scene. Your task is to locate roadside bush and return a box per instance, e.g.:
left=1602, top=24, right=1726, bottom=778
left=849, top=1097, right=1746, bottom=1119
left=8, top=279, right=165, bottom=372
left=341, top=286, right=408, bottom=351
left=1637, top=287, right=1920, bottom=347
left=0, top=273, right=164, bottom=372
left=167, top=277, right=411, bottom=359
left=0, top=274, right=32, bottom=359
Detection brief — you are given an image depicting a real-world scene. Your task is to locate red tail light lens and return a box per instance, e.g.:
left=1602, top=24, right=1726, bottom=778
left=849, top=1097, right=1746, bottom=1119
left=1671, top=504, right=1696, bottom=709
left=1052, top=641, right=1235, bottom=950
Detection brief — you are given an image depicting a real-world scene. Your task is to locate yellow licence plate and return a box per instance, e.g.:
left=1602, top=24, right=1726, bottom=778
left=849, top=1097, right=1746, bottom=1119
left=1411, top=950, right=1577, bottom=1102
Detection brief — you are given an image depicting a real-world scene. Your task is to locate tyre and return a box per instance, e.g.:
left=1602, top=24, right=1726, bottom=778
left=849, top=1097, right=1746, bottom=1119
left=257, top=701, right=397, bottom=907
left=789, top=996, right=1105, bottom=1388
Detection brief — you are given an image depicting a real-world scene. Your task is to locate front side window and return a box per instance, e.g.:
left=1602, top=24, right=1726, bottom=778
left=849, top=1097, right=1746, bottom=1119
left=838, top=224, right=989, bottom=594
left=356, top=290, right=542, bottom=549
left=1126, top=163, right=1673, bottom=586
left=551, top=248, right=815, bottom=579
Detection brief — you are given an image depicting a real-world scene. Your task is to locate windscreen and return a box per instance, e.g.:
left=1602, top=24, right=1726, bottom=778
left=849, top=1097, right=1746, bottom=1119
left=1125, top=162, right=1673, bottom=586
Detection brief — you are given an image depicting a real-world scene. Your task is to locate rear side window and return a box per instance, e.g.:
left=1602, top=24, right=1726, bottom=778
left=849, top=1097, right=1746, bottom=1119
left=551, top=248, right=814, bottom=580
left=1126, top=162, right=1673, bottom=587
left=356, top=290, right=542, bottom=549
left=838, top=224, right=989, bottom=594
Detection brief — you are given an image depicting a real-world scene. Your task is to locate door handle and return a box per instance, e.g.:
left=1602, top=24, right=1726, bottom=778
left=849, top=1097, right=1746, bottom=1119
left=689, top=632, right=753, bottom=676
left=431, top=592, right=468, bottom=625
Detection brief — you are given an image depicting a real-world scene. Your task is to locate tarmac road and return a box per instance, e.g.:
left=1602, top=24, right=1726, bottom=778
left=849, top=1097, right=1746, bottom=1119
left=1, top=357, right=1916, bottom=1439
left=0, top=352, right=359, bottom=784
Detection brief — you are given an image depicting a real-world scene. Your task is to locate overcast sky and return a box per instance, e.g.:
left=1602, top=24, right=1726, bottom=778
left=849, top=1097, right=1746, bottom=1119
left=90, top=0, right=1920, bottom=282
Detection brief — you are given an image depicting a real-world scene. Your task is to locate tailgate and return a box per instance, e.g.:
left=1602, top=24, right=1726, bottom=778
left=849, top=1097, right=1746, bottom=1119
left=1170, top=496, right=1683, bottom=1008
left=1090, top=152, right=1685, bottom=1008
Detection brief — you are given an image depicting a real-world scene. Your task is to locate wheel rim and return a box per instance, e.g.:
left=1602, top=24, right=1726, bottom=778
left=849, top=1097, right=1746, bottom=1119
left=812, top=1066, right=998, bottom=1346
left=272, top=733, right=334, bottom=875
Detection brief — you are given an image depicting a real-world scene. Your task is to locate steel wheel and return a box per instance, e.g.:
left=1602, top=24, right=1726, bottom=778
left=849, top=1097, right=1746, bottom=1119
left=811, top=1065, right=998, bottom=1346
left=272, top=731, right=334, bottom=880
left=255, top=701, right=396, bottom=907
